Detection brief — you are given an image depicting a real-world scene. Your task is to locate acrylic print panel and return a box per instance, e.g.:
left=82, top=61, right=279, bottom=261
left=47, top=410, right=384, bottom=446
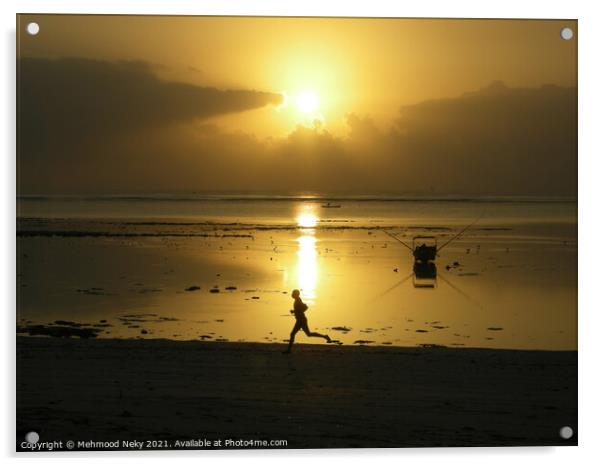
left=16, top=15, right=577, bottom=451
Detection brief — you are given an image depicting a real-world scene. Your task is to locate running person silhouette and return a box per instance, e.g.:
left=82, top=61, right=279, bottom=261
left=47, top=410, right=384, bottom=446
left=283, top=289, right=331, bottom=353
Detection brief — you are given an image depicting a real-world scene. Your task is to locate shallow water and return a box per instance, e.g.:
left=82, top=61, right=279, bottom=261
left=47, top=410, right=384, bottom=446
left=17, top=196, right=577, bottom=350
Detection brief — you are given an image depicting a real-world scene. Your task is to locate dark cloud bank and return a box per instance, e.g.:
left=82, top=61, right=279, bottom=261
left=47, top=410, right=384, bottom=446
left=18, top=58, right=576, bottom=196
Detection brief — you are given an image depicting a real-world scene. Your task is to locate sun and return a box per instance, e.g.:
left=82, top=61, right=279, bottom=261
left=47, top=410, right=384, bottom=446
left=296, top=91, right=319, bottom=114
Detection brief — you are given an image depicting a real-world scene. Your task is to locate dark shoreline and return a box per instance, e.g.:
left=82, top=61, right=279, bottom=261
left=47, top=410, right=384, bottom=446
left=17, top=336, right=577, bottom=450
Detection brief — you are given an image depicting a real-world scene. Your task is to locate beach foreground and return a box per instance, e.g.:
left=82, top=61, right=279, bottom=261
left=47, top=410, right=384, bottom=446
left=17, top=337, right=577, bottom=449
left=17, top=337, right=577, bottom=448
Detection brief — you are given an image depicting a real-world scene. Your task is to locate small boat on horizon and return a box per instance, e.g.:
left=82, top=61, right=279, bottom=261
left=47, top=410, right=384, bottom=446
left=321, top=202, right=342, bottom=208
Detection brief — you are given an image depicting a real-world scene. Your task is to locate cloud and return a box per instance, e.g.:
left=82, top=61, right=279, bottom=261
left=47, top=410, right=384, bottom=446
left=386, top=81, right=577, bottom=195
left=18, top=57, right=282, bottom=158
left=18, top=78, right=576, bottom=196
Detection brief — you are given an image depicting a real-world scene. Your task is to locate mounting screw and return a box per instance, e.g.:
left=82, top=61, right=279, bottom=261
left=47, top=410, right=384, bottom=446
left=559, top=426, right=573, bottom=439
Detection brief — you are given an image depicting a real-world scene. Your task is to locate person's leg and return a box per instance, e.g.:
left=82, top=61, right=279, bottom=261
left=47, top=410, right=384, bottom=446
left=302, top=320, right=331, bottom=342
left=283, top=321, right=302, bottom=353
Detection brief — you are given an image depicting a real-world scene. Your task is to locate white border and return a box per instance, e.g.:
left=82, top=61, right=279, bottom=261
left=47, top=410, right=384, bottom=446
left=3, top=1, right=601, bottom=465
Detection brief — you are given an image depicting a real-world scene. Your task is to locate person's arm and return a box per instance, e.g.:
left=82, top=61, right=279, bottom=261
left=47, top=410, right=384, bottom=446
left=293, top=299, right=306, bottom=314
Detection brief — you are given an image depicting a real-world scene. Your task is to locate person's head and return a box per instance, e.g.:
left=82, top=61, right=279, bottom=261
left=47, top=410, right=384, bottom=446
left=291, top=289, right=300, bottom=299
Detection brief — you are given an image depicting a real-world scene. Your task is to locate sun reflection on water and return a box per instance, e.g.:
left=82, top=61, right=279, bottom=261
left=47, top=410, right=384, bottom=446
left=297, top=235, right=318, bottom=302
left=297, top=213, right=318, bottom=228
left=295, top=205, right=319, bottom=303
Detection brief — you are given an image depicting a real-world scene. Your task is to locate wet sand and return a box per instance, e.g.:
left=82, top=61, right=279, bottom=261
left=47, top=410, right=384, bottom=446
left=17, top=336, right=577, bottom=449
left=17, top=220, right=577, bottom=350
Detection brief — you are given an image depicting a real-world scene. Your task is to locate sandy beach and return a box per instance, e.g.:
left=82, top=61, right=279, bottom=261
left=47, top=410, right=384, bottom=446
left=16, top=336, right=577, bottom=449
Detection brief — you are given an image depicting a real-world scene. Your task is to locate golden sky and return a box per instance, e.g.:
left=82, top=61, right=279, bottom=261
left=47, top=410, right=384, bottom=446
left=17, top=15, right=577, bottom=195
